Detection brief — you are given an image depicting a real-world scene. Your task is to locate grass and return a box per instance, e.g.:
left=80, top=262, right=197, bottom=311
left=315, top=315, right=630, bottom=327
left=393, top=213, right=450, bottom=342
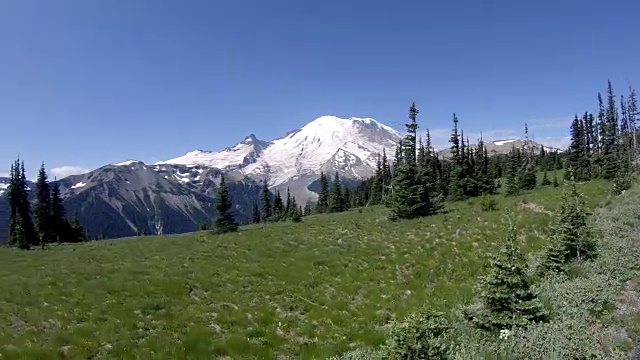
left=0, top=179, right=611, bottom=359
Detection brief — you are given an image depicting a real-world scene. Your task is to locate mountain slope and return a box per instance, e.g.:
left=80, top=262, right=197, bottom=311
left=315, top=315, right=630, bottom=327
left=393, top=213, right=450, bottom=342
left=159, top=116, right=403, bottom=204
left=0, top=164, right=262, bottom=243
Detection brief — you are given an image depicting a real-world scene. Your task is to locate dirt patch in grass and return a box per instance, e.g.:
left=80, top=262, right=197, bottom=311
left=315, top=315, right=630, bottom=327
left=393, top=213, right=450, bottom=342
left=519, top=200, right=552, bottom=214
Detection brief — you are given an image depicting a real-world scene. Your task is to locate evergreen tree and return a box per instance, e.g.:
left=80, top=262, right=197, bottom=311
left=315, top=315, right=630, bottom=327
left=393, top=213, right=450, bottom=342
left=213, top=174, right=238, bottom=233
left=273, top=190, right=284, bottom=217
left=448, top=113, right=467, bottom=200
left=69, top=212, right=88, bottom=243
left=538, top=170, right=593, bottom=274
left=465, top=211, right=548, bottom=331
left=390, top=102, right=436, bottom=219
left=600, top=82, right=620, bottom=179
left=370, top=154, right=384, bottom=205
left=252, top=200, right=261, bottom=224
left=284, top=188, right=292, bottom=216
left=8, top=158, right=37, bottom=248
left=260, top=180, right=272, bottom=220
left=34, top=162, right=54, bottom=246
left=628, top=86, right=638, bottom=161
left=566, top=115, right=591, bottom=181
left=519, top=124, right=537, bottom=190
left=329, top=172, right=347, bottom=213
left=342, top=185, right=351, bottom=210
left=552, top=171, right=559, bottom=187
left=316, top=172, right=329, bottom=212
left=504, top=147, right=521, bottom=196
left=540, top=170, right=551, bottom=186
left=50, top=180, right=68, bottom=243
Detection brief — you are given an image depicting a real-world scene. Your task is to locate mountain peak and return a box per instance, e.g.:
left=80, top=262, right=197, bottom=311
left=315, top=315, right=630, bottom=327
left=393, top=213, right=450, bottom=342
left=112, top=160, right=144, bottom=166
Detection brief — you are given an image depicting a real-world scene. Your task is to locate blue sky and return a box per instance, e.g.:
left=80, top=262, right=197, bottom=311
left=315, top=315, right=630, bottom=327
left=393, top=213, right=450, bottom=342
left=1, top=0, right=639, bottom=179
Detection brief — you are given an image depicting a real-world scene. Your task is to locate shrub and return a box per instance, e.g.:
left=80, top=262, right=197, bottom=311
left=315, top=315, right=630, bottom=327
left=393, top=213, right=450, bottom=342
left=383, top=309, right=451, bottom=359
left=479, top=195, right=498, bottom=212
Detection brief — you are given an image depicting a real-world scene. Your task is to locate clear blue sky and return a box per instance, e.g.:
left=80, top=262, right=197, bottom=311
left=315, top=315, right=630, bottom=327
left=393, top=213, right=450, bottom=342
left=1, top=0, right=638, bottom=179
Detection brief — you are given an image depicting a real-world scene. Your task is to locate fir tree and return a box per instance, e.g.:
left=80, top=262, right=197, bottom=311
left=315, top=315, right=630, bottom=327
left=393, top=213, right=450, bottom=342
left=260, top=180, right=272, bottom=220
left=552, top=171, right=559, bottom=187
left=213, top=174, right=238, bottom=233
left=69, top=212, right=88, bottom=243
left=538, top=169, right=593, bottom=275
left=504, top=147, right=521, bottom=196
left=448, top=113, right=466, bottom=200
left=316, top=172, right=329, bottom=212
left=370, top=154, right=384, bottom=205
left=50, top=180, right=68, bottom=243
left=252, top=200, right=261, bottom=224
left=329, top=172, right=347, bottom=213
left=390, top=102, right=436, bottom=219
left=273, top=190, right=284, bottom=217
left=540, top=170, right=551, bottom=186
left=34, top=162, right=54, bottom=246
left=465, top=210, right=548, bottom=331
left=8, top=158, right=37, bottom=248
left=600, top=82, right=620, bottom=179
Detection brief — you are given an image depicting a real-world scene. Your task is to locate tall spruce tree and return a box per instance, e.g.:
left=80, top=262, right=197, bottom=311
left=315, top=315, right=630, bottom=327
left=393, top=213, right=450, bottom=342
left=213, top=174, right=238, bottom=233
left=448, top=113, right=466, bottom=200
left=252, top=200, right=261, bottom=224
left=600, top=82, right=620, bottom=179
left=316, top=172, right=329, bottom=212
left=8, top=159, right=37, bottom=248
left=260, top=180, right=272, bottom=220
left=273, top=190, right=284, bottom=217
left=504, top=147, right=521, bottom=196
left=390, top=102, right=435, bottom=219
left=50, top=179, right=68, bottom=243
left=329, top=172, right=347, bottom=213
left=34, top=162, right=54, bottom=246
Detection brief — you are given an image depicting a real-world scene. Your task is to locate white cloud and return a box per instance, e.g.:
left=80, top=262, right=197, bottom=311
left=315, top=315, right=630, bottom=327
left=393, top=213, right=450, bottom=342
left=50, top=166, right=92, bottom=179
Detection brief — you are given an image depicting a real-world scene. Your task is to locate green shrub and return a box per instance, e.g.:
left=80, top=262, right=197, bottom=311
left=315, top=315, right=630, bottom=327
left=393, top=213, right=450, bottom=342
left=479, top=195, right=498, bottom=212
left=383, top=309, right=451, bottom=359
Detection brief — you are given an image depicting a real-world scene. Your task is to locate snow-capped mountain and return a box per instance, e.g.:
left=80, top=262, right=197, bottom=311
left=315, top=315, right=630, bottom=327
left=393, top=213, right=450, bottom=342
left=158, top=116, right=403, bottom=203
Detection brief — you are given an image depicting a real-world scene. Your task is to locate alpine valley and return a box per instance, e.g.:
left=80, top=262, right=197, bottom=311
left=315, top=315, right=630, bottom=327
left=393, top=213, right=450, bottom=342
left=0, top=116, right=555, bottom=242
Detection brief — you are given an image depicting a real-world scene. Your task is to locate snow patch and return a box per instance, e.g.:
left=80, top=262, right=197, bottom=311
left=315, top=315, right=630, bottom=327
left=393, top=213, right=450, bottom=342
left=492, top=139, right=519, bottom=146
left=70, top=182, right=87, bottom=189
left=113, top=160, right=139, bottom=166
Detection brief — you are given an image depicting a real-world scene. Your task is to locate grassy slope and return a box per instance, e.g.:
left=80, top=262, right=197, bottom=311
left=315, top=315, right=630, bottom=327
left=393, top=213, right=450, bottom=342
left=0, top=179, right=610, bottom=359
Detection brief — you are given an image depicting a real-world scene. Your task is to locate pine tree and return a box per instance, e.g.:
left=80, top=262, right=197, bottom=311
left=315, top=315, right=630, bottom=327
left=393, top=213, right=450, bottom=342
left=370, top=154, right=384, bottom=205
left=329, top=172, right=347, bottom=213
left=284, top=188, right=292, bottom=216
left=260, top=180, right=272, bottom=220
left=252, top=200, right=261, bottom=224
left=552, top=171, right=559, bottom=187
left=504, top=148, right=521, bottom=196
left=540, top=170, right=551, bottom=186
left=213, top=174, right=238, bottom=233
left=465, top=210, right=548, bottom=331
left=316, top=172, right=329, bottom=213
left=8, top=158, right=37, bottom=248
left=538, top=169, right=593, bottom=275
left=628, top=86, right=638, bottom=162
left=448, top=113, right=466, bottom=200
left=390, top=102, right=436, bottom=219
left=50, top=180, right=68, bottom=243
left=600, top=82, right=620, bottom=179
left=69, top=212, right=88, bottom=243
left=273, top=190, right=284, bottom=217
left=34, top=162, right=54, bottom=247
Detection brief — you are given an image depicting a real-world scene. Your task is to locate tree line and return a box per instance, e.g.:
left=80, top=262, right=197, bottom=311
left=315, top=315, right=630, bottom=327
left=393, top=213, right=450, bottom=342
left=7, top=159, right=87, bottom=249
